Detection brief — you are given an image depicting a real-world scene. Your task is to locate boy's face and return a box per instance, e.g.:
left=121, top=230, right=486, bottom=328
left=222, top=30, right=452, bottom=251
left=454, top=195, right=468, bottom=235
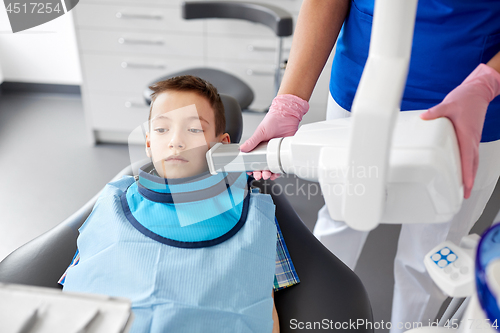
left=145, top=90, right=230, bottom=179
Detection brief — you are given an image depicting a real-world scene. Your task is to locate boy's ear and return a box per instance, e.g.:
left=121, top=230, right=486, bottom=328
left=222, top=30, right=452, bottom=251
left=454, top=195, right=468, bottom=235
left=220, top=133, right=230, bottom=144
left=145, top=132, right=152, bottom=157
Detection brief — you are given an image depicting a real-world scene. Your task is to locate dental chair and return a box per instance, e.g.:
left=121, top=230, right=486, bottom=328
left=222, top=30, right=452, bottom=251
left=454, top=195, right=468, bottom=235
left=0, top=94, right=374, bottom=332
left=143, top=1, right=293, bottom=110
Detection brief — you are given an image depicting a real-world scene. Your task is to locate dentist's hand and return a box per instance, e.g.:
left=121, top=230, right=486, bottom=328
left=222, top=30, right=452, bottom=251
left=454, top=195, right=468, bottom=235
left=240, top=94, right=309, bottom=180
left=420, top=63, right=500, bottom=199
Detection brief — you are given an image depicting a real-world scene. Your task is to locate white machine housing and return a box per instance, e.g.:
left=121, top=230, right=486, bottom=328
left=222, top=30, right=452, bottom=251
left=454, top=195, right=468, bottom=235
left=267, top=111, right=463, bottom=226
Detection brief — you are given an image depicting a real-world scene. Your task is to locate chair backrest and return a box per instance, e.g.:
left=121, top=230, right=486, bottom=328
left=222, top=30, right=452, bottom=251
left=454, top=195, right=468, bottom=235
left=219, top=93, right=243, bottom=143
left=182, top=1, right=293, bottom=37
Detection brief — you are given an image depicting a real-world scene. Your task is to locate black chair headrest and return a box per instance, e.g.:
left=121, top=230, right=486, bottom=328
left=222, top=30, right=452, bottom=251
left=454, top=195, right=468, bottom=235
left=219, top=93, right=243, bottom=144
left=182, top=1, right=293, bottom=37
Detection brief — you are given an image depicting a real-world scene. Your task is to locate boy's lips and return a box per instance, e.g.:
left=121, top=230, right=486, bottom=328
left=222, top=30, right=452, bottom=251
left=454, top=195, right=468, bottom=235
left=165, top=155, right=188, bottom=163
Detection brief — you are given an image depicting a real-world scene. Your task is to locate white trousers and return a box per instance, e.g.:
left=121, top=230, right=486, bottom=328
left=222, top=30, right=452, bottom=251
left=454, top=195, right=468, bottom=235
left=314, top=93, right=500, bottom=333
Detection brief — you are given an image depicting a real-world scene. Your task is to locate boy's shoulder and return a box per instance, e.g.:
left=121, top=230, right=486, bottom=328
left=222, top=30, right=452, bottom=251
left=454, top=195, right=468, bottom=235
left=249, top=190, right=274, bottom=204
left=248, top=189, right=276, bottom=217
left=101, top=175, right=136, bottom=196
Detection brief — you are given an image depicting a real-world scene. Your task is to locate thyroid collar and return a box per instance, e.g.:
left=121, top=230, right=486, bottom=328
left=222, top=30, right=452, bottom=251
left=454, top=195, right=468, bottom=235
left=120, top=163, right=250, bottom=248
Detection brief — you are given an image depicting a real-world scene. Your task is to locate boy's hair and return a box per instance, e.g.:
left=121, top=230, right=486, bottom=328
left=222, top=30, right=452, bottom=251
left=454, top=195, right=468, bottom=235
left=148, top=75, right=226, bottom=136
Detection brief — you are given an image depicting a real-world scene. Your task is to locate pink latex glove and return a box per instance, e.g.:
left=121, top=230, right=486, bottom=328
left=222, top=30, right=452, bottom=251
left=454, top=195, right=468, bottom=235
left=240, top=94, right=309, bottom=180
left=420, top=63, right=500, bottom=199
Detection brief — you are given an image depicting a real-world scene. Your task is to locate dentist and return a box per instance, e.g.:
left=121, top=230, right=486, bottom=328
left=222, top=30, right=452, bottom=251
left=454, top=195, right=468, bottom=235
left=239, top=0, right=500, bottom=331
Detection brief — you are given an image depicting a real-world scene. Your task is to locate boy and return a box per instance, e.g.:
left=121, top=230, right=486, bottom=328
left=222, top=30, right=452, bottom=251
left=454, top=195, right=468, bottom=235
left=60, top=76, right=298, bottom=333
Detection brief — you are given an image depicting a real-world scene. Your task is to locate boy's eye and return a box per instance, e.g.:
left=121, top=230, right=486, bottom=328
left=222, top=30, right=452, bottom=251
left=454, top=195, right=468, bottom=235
left=154, top=128, right=167, bottom=133
left=189, top=128, right=204, bottom=133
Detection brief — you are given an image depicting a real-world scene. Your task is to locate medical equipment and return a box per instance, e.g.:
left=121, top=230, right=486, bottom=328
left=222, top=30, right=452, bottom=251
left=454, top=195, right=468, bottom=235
left=0, top=283, right=133, bottom=333
left=403, top=223, right=500, bottom=333
left=206, top=0, right=463, bottom=231
left=424, top=239, right=477, bottom=298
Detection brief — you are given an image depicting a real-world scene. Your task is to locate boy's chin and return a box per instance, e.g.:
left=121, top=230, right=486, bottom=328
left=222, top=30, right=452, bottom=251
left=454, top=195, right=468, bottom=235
left=152, top=160, right=210, bottom=179
left=161, top=168, right=210, bottom=179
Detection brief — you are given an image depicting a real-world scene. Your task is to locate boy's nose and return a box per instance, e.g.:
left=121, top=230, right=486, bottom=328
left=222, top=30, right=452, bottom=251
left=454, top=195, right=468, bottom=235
left=168, top=132, right=185, bottom=150
left=169, top=142, right=185, bottom=149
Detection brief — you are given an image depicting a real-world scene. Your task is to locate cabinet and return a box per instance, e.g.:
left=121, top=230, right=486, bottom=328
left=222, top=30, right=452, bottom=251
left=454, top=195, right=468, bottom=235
left=73, top=0, right=331, bottom=144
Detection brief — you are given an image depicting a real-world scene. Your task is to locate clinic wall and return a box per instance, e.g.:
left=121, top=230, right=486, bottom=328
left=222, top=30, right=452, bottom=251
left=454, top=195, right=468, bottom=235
left=0, top=6, right=81, bottom=85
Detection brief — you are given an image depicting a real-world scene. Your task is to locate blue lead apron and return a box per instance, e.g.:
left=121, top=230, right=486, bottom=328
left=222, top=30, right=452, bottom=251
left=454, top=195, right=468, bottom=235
left=330, top=0, right=500, bottom=142
left=63, top=165, right=277, bottom=333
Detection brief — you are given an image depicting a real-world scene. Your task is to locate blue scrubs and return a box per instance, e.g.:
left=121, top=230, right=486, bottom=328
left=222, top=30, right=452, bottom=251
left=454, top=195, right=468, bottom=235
left=329, top=0, right=500, bottom=142
left=321, top=3, right=500, bottom=332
